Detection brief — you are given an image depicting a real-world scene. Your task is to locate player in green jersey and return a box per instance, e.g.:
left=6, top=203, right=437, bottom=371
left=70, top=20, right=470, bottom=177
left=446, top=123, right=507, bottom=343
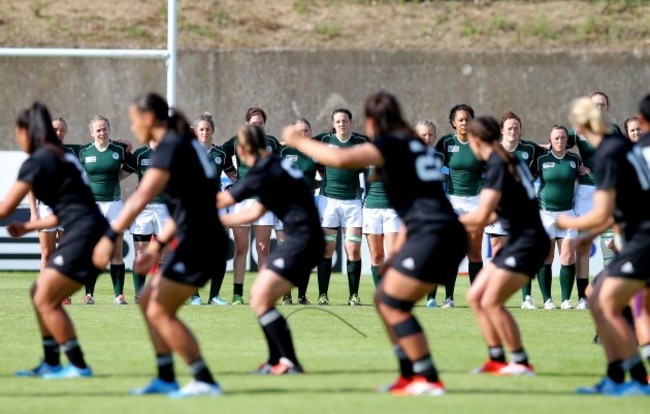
left=223, top=108, right=281, bottom=305
left=313, top=109, right=368, bottom=306
left=486, top=112, right=546, bottom=310
left=78, top=115, right=136, bottom=305
left=435, top=104, right=483, bottom=308
left=536, top=125, right=582, bottom=310
left=278, top=118, right=320, bottom=305
left=188, top=113, right=235, bottom=306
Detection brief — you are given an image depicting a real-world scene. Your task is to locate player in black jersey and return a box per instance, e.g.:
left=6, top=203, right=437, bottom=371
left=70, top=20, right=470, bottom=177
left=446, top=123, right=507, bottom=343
left=216, top=124, right=324, bottom=375
left=284, top=91, right=466, bottom=396
left=6, top=103, right=106, bottom=379
left=557, top=97, right=650, bottom=396
left=93, top=93, right=226, bottom=398
left=461, top=116, right=549, bottom=376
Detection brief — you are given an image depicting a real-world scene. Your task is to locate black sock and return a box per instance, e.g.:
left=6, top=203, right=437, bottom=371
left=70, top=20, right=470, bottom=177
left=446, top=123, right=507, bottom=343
left=537, top=264, right=552, bottom=302
left=623, top=306, right=635, bottom=329
left=188, top=357, right=215, bottom=384
left=259, top=308, right=300, bottom=366
left=156, top=353, right=175, bottom=383
left=576, top=278, right=589, bottom=299
left=347, top=260, right=361, bottom=296
left=412, top=354, right=439, bottom=383
left=393, top=345, right=414, bottom=378
left=43, top=336, right=60, bottom=366
left=468, top=261, right=483, bottom=284
left=622, top=354, right=648, bottom=384
left=297, top=273, right=309, bottom=298
left=317, top=258, right=332, bottom=296
left=444, top=275, right=456, bottom=301
left=61, top=338, right=87, bottom=369
left=233, top=283, right=244, bottom=297
left=85, top=276, right=97, bottom=296
left=641, top=343, right=650, bottom=366
left=510, top=348, right=529, bottom=366
left=488, top=346, right=506, bottom=363
left=110, top=263, right=125, bottom=296
left=261, top=327, right=282, bottom=365
left=427, top=287, right=437, bottom=301
left=607, top=360, right=625, bottom=383
left=209, top=259, right=227, bottom=299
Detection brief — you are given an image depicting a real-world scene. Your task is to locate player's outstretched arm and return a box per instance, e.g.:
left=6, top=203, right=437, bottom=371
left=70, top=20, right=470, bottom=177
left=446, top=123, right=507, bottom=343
left=0, top=181, right=31, bottom=219
left=459, top=188, right=501, bottom=232
left=557, top=189, right=614, bottom=232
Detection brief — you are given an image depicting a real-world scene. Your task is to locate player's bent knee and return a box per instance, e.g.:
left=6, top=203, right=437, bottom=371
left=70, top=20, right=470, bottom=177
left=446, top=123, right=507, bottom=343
left=392, top=317, right=423, bottom=339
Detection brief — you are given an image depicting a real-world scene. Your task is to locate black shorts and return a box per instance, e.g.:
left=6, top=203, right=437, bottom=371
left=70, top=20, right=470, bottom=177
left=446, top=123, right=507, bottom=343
left=492, top=231, right=549, bottom=278
left=391, top=222, right=467, bottom=284
left=606, top=230, right=650, bottom=283
left=47, top=216, right=108, bottom=284
left=163, top=232, right=228, bottom=288
left=267, top=233, right=325, bottom=285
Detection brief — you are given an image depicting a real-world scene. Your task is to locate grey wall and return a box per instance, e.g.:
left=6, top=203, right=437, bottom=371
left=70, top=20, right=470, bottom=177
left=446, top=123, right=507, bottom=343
left=1, top=50, right=649, bottom=150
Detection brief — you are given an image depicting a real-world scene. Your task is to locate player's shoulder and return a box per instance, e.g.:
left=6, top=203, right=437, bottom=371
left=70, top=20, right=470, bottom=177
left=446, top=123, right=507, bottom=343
left=438, top=133, right=456, bottom=145
left=314, top=132, right=331, bottom=142
left=77, top=142, right=94, bottom=155
left=209, top=143, right=226, bottom=154
left=351, top=132, right=369, bottom=143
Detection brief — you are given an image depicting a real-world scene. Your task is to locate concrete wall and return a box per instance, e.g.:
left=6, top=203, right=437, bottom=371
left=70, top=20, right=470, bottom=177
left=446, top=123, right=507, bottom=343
left=1, top=50, right=649, bottom=149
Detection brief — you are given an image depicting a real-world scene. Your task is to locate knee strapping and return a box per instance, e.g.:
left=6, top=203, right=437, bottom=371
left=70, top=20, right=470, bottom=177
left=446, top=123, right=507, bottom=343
left=345, top=234, right=362, bottom=244
left=380, top=291, right=415, bottom=312
left=393, top=317, right=423, bottom=339
left=324, top=234, right=337, bottom=243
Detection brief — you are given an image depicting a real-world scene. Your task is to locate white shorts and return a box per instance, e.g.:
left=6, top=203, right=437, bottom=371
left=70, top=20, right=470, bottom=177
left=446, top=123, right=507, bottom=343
left=362, top=208, right=401, bottom=234
left=318, top=196, right=362, bottom=228
left=574, top=184, right=595, bottom=217
left=484, top=219, right=507, bottom=236
left=540, top=210, right=579, bottom=240
left=130, top=203, right=170, bottom=235
left=448, top=194, right=480, bottom=215
left=274, top=217, right=284, bottom=231
left=96, top=200, right=123, bottom=225
left=37, top=202, right=63, bottom=232
left=232, top=198, right=275, bottom=226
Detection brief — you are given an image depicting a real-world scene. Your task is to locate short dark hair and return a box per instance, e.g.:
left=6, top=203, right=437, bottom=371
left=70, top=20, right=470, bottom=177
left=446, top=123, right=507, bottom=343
left=448, top=104, right=475, bottom=128
left=245, top=107, right=267, bottom=123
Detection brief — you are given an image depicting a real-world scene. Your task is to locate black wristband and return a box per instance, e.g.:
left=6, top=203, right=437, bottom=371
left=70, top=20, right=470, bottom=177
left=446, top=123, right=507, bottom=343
left=104, top=227, right=119, bottom=242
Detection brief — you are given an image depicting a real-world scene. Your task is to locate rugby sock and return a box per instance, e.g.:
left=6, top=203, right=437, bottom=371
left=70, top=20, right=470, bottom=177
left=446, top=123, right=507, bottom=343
left=85, top=277, right=97, bottom=296
left=371, top=265, right=380, bottom=287
left=261, top=327, right=281, bottom=365
left=110, top=263, right=125, bottom=296
left=607, top=360, right=625, bottom=383
left=489, top=346, right=506, bottom=363
left=297, top=274, right=309, bottom=298
left=623, top=306, right=635, bottom=329
left=132, top=270, right=146, bottom=296
left=233, top=283, right=244, bottom=297
left=576, top=278, right=589, bottom=300
left=537, top=264, right=552, bottom=302
left=259, top=308, right=300, bottom=366
left=412, top=354, right=439, bottom=383
left=188, top=357, right=215, bottom=384
left=209, top=258, right=227, bottom=299
left=427, top=287, right=438, bottom=301
left=393, top=344, right=413, bottom=378
left=510, top=348, right=529, bottom=367
left=444, top=275, right=456, bottom=301
left=468, top=261, right=483, bottom=285
left=641, top=343, right=650, bottom=365
left=559, top=264, right=575, bottom=301
left=156, top=353, right=175, bottom=383
left=521, top=281, right=532, bottom=301
left=347, top=260, right=361, bottom=296
left=622, top=354, right=648, bottom=384
left=61, top=338, right=87, bottom=369
left=317, top=258, right=332, bottom=295
left=43, top=336, right=60, bottom=367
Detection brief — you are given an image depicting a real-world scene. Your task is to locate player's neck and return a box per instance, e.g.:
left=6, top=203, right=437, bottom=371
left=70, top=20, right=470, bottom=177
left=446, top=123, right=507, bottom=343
left=456, top=132, right=468, bottom=143
left=335, top=132, right=352, bottom=142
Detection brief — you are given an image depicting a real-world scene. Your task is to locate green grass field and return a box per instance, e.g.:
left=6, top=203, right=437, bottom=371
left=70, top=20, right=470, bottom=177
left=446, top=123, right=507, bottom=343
left=0, top=271, right=647, bottom=413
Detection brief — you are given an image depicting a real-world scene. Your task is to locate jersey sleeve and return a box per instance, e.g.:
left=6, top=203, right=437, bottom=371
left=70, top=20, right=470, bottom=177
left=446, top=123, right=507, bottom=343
left=122, top=150, right=137, bottom=173
left=434, top=138, right=448, bottom=164
left=17, top=156, right=41, bottom=184
left=228, top=169, right=265, bottom=202
left=594, top=148, right=618, bottom=191
left=483, top=156, right=506, bottom=191
left=151, top=139, right=176, bottom=171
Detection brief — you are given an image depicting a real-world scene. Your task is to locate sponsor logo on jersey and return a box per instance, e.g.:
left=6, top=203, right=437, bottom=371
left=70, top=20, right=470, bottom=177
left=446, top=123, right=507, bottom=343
left=141, top=159, right=152, bottom=166
left=285, top=155, right=298, bottom=162
left=505, top=256, right=517, bottom=267
left=85, top=156, right=97, bottom=163
left=542, top=162, right=555, bottom=169
left=214, top=157, right=222, bottom=165
left=569, top=161, right=576, bottom=169
left=273, top=258, right=285, bottom=269
left=621, top=261, right=635, bottom=274
left=521, top=152, right=529, bottom=160
left=579, top=135, right=587, bottom=141
left=173, top=262, right=187, bottom=274
left=266, top=145, right=273, bottom=152
left=447, top=145, right=460, bottom=153
left=53, top=255, right=64, bottom=266
left=111, top=152, right=119, bottom=160
left=402, top=257, right=416, bottom=270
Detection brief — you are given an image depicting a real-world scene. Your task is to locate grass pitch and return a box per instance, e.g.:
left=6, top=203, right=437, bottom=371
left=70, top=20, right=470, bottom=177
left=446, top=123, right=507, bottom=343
left=0, top=271, right=647, bottom=413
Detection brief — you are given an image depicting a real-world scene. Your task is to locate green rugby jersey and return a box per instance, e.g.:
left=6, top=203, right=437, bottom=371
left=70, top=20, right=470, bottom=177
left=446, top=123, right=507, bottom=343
left=363, top=166, right=391, bottom=209
left=278, top=145, right=318, bottom=189
left=79, top=142, right=136, bottom=201
left=132, top=146, right=165, bottom=204
left=507, top=139, right=546, bottom=177
left=536, top=151, right=581, bottom=211
left=568, top=123, right=622, bottom=186
left=63, top=144, right=81, bottom=158
left=223, top=134, right=281, bottom=179
left=206, top=144, right=233, bottom=192
left=435, top=133, right=483, bottom=196
left=315, top=132, right=368, bottom=200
